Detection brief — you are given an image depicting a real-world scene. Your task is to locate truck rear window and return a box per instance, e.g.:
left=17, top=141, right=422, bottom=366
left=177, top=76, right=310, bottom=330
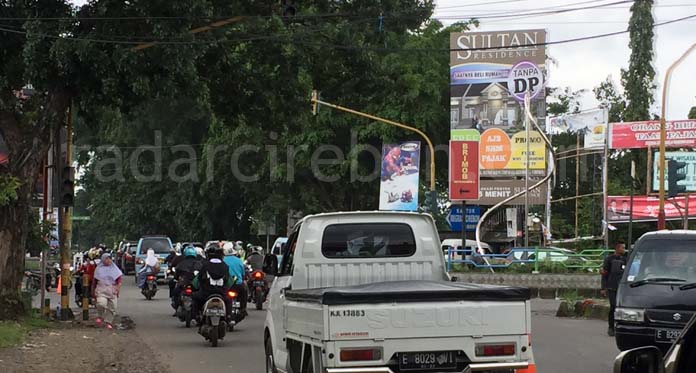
left=321, top=223, right=416, bottom=258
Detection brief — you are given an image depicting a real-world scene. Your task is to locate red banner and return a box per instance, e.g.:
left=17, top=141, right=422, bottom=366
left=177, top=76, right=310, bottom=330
left=607, top=195, right=696, bottom=223
left=609, top=120, right=696, bottom=149
left=449, top=140, right=480, bottom=200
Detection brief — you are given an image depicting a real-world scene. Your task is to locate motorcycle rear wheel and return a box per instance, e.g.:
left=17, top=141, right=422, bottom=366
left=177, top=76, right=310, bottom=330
left=255, top=289, right=264, bottom=310
left=185, top=311, right=191, bottom=328
left=210, top=326, right=219, bottom=347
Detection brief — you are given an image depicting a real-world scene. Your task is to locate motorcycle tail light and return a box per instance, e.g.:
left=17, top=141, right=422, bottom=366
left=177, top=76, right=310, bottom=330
left=227, top=290, right=238, bottom=299
left=147, top=275, right=155, bottom=281
left=184, top=287, right=193, bottom=296
left=253, top=271, right=264, bottom=280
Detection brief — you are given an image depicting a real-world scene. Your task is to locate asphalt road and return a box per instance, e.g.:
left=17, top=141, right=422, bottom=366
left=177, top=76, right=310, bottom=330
left=117, top=276, right=266, bottom=373
left=113, top=281, right=619, bottom=373
left=531, top=299, right=618, bottom=373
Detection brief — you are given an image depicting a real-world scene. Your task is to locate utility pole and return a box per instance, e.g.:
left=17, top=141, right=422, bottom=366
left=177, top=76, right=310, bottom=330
left=658, top=41, right=696, bottom=229
left=58, top=103, right=74, bottom=321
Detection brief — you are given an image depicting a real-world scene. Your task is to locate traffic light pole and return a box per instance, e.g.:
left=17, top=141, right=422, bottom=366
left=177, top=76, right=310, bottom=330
left=658, top=41, right=696, bottom=230
left=310, top=90, right=436, bottom=193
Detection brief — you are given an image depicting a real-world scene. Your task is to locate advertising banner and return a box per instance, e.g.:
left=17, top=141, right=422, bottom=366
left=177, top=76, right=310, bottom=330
left=652, top=151, right=696, bottom=191
left=607, top=195, right=696, bottom=223
left=478, top=179, right=547, bottom=205
left=379, top=142, right=421, bottom=211
left=449, top=140, right=480, bottom=201
left=548, top=108, right=608, bottom=148
left=479, top=128, right=546, bottom=177
left=450, top=29, right=547, bottom=136
left=609, top=120, right=696, bottom=149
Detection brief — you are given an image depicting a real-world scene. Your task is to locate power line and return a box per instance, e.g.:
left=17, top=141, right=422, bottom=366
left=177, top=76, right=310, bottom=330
left=0, top=8, right=692, bottom=51
left=436, top=0, right=529, bottom=10
left=435, top=0, right=613, bottom=14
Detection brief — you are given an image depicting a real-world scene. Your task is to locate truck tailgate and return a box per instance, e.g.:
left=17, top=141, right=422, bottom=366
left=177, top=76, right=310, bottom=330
left=286, top=280, right=531, bottom=340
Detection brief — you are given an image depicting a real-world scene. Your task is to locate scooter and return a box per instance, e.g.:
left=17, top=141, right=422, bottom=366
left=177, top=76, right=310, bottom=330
left=198, top=293, right=228, bottom=347
left=248, top=270, right=268, bottom=310
left=176, top=284, right=194, bottom=327
left=142, top=275, right=158, bottom=300
left=227, top=288, right=242, bottom=332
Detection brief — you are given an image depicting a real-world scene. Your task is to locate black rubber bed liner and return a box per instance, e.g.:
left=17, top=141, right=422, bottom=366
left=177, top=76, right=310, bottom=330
left=285, top=280, right=531, bottom=305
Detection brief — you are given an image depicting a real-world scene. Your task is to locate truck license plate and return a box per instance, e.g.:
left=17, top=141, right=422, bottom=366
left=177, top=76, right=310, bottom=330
left=399, top=351, right=456, bottom=371
left=655, top=328, right=681, bottom=343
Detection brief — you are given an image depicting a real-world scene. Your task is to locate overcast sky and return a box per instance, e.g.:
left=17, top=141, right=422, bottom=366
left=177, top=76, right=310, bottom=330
left=68, top=0, right=694, bottom=119
left=435, top=0, right=696, bottom=119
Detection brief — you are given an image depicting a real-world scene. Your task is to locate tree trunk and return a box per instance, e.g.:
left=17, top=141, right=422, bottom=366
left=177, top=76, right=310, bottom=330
left=0, top=192, right=32, bottom=319
left=0, top=91, right=69, bottom=319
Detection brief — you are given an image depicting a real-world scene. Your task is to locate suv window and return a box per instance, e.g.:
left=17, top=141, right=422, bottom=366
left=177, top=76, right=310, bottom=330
left=322, top=223, right=416, bottom=258
left=139, top=237, right=172, bottom=255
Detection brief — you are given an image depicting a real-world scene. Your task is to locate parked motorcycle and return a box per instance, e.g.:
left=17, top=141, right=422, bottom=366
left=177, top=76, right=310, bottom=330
left=142, top=274, right=158, bottom=300
left=176, top=285, right=194, bottom=327
left=198, top=293, right=228, bottom=347
left=73, top=272, right=94, bottom=308
left=23, top=271, right=41, bottom=294
left=248, top=270, right=267, bottom=310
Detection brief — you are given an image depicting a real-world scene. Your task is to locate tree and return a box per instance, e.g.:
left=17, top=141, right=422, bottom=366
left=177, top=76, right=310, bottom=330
left=689, top=106, right=696, bottom=119
left=0, top=1, right=75, bottom=318
left=594, top=76, right=627, bottom=123
left=621, top=0, right=656, bottom=122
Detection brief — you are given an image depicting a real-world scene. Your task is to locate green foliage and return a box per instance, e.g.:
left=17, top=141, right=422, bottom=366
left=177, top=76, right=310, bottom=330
left=0, top=175, right=21, bottom=206
left=593, top=76, right=627, bottom=123
left=689, top=106, right=696, bottom=119
left=547, top=87, right=585, bottom=116
left=0, top=314, right=51, bottom=348
left=621, top=0, right=656, bottom=122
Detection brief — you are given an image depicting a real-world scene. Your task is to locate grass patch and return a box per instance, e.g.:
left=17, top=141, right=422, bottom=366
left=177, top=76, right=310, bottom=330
left=0, top=315, right=52, bottom=348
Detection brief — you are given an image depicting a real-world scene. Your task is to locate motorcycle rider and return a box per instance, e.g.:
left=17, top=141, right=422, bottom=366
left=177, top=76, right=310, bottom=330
left=222, top=242, right=248, bottom=318
left=170, top=246, right=203, bottom=314
left=137, top=249, right=159, bottom=289
left=191, top=246, right=234, bottom=320
left=246, top=246, right=264, bottom=271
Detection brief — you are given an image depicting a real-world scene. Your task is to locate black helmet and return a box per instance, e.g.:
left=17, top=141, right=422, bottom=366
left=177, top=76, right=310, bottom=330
left=206, top=245, right=223, bottom=258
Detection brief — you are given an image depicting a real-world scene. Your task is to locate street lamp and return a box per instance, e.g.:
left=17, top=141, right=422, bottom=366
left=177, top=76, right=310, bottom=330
left=658, top=41, right=696, bottom=229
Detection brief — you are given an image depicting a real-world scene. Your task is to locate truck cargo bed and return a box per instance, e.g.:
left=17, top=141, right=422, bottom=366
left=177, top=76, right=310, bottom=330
left=285, top=280, right=530, bottom=305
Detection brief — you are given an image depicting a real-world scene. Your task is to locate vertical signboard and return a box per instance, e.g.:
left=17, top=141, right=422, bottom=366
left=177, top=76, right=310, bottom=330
left=449, top=139, right=480, bottom=201
left=379, top=142, right=421, bottom=211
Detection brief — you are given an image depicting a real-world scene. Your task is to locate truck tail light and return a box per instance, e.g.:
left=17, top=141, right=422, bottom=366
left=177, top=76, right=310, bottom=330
left=475, top=343, right=516, bottom=357
left=340, top=348, right=381, bottom=362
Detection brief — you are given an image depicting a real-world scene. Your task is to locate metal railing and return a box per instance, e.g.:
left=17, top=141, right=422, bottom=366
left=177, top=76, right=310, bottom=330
left=445, top=247, right=612, bottom=273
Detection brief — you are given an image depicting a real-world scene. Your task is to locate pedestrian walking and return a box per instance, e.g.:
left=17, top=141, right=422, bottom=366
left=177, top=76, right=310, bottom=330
left=601, top=240, right=627, bottom=336
left=92, top=253, right=123, bottom=329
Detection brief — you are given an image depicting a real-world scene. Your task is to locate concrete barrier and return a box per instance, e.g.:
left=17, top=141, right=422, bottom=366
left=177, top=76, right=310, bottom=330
left=452, top=272, right=601, bottom=298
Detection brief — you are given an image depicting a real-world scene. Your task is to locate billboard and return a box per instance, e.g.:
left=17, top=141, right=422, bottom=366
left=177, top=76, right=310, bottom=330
left=609, top=120, right=696, bottom=149
left=548, top=108, right=608, bottom=148
left=479, top=128, right=546, bottom=177
left=450, top=29, right=547, bottom=136
left=449, top=140, right=480, bottom=201
left=652, top=151, right=696, bottom=192
left=478, top=179, right=547, bottom=205
left=379, top=142, right=421, bottom=211
left=607, top=195, right=696, bottom=223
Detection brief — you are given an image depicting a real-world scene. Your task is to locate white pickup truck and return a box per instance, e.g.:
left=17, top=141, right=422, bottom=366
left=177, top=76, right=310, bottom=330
left=264, top=211, right=536, bottom=373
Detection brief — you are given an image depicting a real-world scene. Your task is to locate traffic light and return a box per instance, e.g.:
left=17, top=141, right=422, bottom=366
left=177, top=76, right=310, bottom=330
left=60, top=166, right=75, bottom=206
left=667, top=159, right=687, bottom=198
left=423, top=190, right=437, bottom=213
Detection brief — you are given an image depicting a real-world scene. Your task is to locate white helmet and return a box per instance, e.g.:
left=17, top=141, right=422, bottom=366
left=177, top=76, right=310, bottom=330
left=223, top=242, right=236, bottom=256
left=195, top=247, right=204, bottom=258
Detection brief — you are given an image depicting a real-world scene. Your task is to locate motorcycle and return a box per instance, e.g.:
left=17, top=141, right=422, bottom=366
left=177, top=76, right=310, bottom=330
left=73, top=271, right=94, bottom=308
left=198, top=293, right=228, bottom=347
left=176, top=284, right=194, bottom=327
left=227, top=288, right=242, bottom=331
left=248, top=270, right=268, bottom=310
left=23, top=271, right=42, bottom=294
left=142, top=274, right=158, bottom=300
